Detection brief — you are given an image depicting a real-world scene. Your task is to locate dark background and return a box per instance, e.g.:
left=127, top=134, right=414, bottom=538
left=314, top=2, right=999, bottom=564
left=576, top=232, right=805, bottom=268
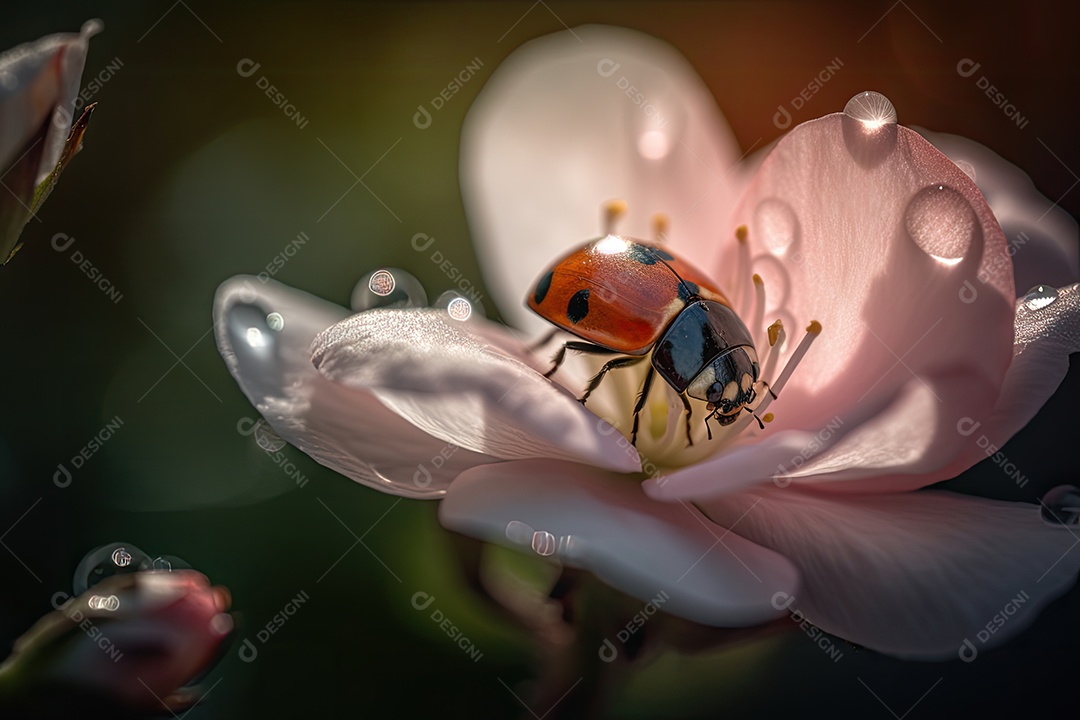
left=1, top=1, right=1078, bottom=718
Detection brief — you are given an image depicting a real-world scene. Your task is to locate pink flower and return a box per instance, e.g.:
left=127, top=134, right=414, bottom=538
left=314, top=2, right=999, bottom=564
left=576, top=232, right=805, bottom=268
left=213, top=26, right=1080, bottom=660
left=0, top=570, right=232, bottom=714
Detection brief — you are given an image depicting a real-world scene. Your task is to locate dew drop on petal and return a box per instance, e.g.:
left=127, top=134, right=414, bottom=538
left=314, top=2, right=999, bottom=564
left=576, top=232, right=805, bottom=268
left=843, top=91, right=897, bottom=129
left=754, top=198, right=799, bottom=255
left=253, top=418, right=287, bottom=452
left=228, top=303, right=280, bottom=363
left=266, top=312, right=285, bottom=332
left=1041, top=485, right=1080, bottom=526
left=112, top=548, right=132, bottom=567
left=434, top=290, right=486, bottom=322
left=151, top=556, right=172, bottom=571
left=1023, top=284, right=1059, bottom=311
left=531, top=530, right=557, bottom=556
left=954, top=159, right=977, bottom=182
left=352, top=268, right=427, bottom=312
left=904, top=184, right=977, bottom=265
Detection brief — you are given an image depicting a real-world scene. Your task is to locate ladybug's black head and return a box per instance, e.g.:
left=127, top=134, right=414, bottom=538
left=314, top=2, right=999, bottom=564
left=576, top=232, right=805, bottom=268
left=686, top=345, right=760, bottom=422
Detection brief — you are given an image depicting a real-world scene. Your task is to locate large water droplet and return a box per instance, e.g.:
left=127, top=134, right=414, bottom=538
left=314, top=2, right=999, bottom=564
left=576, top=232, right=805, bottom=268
left=843, top=91, right=897, bottom=128
left=352, top=268, right=427, bottom=312
left=73, top=542, right=150, bottom=594
left=434, top=290, right=486, bottom=322
left=1023, top=284, right=1059, bottom=311
left=841, top=91, right=898, bottom=168
left=904, top=184, right=977, bottom=265
left=754, top=198, right=799, bottom=255
left=1041, top=485, right=1080, bottom=526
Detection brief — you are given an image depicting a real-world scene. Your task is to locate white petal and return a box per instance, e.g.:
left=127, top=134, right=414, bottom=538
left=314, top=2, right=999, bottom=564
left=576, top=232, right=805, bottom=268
left=700, top=487, right=1080, bottom=660
left=310, top=310, right=641, bottom=473
left=461, top=25, right=743, bottom=332
left=440, top=459, right=799, bottom=627
left=213, top=276, right=495, bottom=498
left=0, top=20, right=100, bottom=181
left=920, top=129, right=1080, bottom=292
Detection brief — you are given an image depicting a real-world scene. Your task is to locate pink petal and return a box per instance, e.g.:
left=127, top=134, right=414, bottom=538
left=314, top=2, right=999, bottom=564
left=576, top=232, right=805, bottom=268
left=461, top=25, right=743, bottom=333
left=728, top=114, right=1015, bottom=430
left=310, top=309, right=641, bottom=474
left=440, top=459, right=799, bottom=627
left=774, top=282, right=1080, bottom=494
left=0, top=20, right=100, bottom=183
left=214, top=276, right=497, bottom=498
left=699, top=487, right=1080, bottom=660
left=920, top=129, right=1080, bottom=292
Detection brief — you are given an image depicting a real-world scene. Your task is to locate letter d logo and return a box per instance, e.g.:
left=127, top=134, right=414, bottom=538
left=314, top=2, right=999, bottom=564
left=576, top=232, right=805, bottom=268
left=413, top=105, right=432, bottom=129
left=239, top=638, right=259, bottom=662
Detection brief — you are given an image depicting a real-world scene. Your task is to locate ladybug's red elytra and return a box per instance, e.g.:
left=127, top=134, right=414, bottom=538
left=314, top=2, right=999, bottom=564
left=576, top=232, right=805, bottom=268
left=528, top=233, right=765, bottom=446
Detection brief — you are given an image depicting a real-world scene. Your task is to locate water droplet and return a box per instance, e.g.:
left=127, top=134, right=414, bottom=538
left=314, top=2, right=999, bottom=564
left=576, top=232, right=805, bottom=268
left=754, top=198, right=799, bottom=255
left=505, top=520, right=534, bottom=544
left=954, top=159, right=977, bottom=183
left=1041, top=485, right=1080, bottom=526
left=434, top=290, right=486, bottom=322
left=73, top=542, right=150, bottom=594
left=352, top=268, right=428, bottom=312
left=531, top=531, right=557, bottom=556
left=266, top=312, right=284, bottom=331
left=904, top=184, right=977, bottom=264
left=88, top=594, right=120, bottom=611
left=843, top=91, right=897, bottom=128
left=138, top=554, right=192, bottom=573
left=253, top=418, right=287, bottom=452
left=1023, top=284, right=1058, bottom=311
left=228, top=303, right=279, bottom=365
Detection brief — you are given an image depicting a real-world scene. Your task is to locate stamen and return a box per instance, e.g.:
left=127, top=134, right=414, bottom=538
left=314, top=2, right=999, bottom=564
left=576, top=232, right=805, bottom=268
left=755, top=320, right=822, bottom=416
left=652, top=213, right=669, bottom=244
left=604, top=199, right=628, bottom=235
left=750, top=273, right=765, bottom=350
left=734, top=225, right=751, bottom=315
left=761, top=319, right=785, bottom=384
left=718, top=320, right=819, bottom=439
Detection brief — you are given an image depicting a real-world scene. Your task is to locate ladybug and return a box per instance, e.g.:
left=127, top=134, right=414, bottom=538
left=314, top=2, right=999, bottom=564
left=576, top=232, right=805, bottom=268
left=528, top=234, right=763, bottom=446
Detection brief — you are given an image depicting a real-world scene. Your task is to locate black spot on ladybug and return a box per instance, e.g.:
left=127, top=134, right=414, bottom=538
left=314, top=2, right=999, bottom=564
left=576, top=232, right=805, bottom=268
left=677, top=280, right=699, bottom=302
left=567, top=289, right=590, bottom=323
left=534, top=270, right=554, bottom=304
left=625, top=244, right=658, bottom=265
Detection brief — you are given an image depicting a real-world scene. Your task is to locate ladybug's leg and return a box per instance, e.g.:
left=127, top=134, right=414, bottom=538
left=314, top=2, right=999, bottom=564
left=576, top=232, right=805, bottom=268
left=580, top=355, right=647, bottom=403
left=543, top=341, right=622, bottom=379
left=679, top=393, right=694, bottom=447
left=630, top=366, right=657, bottom=446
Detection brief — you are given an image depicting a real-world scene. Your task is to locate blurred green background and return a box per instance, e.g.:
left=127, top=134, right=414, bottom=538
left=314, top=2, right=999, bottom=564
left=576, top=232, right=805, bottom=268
left=2, top=1, right=1078, bottom=717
